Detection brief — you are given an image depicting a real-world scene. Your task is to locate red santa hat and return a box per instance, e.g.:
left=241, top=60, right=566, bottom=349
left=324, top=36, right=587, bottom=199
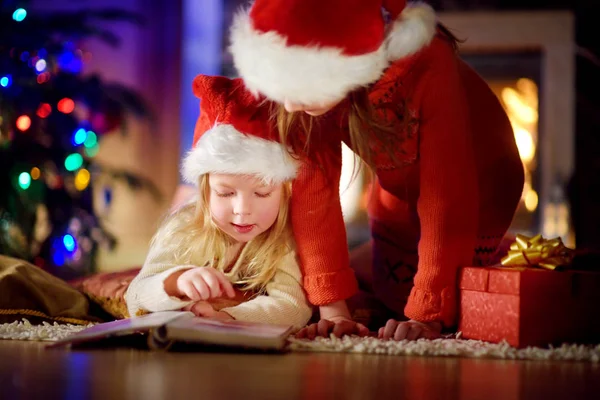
left=181, top=75, right=299, bottom=185
left=229, top=1, right=437, bottom=106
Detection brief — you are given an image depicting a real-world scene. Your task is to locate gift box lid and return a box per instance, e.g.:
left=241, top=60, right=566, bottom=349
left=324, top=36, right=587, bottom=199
left=459, top=266, right=600, bottom=298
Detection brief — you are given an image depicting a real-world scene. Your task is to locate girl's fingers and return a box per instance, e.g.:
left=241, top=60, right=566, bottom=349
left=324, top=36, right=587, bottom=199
left=191, top=277, right=211, bottom=300
left=331, top=320, right=352, bottom=337
left=356, top=323, right=370, bottom=337
left=420, top=327, right=441, bottom=340
left=393, top=322, right=410, bottom=341
left=306, top=324, right=319, bottom=340
left=180, top=281, right=201, bottom=301
left=295, top=327, right=308, bottom=339
left=405, top=324, right=422, bottom=341
left=296, top=321, right=371, bottom=340
left=199, top=271, right=222, bottom=299
left=317, top=319, right=335, bottom=337
left=382, top=319, right=399, bottom=340
left=211, top=269, right=236, bottom=298
left=191, top=301, right=216, bottom=317
left=331, top=320, right=366, bottom=337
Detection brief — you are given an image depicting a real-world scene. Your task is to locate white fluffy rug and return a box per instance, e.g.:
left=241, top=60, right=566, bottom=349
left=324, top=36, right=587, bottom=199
left=289, top=334, right=600, bottom=362
left=2, top=319, right=598, bottom=363
left=0, top=319, right=92, bottom=341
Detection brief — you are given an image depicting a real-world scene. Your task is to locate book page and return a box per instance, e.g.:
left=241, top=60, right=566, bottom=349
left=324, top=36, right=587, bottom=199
left=168, top=317, right=293, bottom=338
left=48, top=311, right=193, bottom=347
left=160, top=317, right=294, bottom=350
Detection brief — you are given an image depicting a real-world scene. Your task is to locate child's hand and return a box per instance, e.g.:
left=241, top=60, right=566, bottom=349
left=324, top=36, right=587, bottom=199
left=377, top=319, right=442, bottom=341
left=176, top=266, right=236, bottom=301
left=183, top=301, right=234, bottom=321
left=295, top=317, right=369, bottom=339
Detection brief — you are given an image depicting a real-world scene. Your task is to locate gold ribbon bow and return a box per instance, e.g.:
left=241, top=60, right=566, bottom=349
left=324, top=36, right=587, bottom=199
left=500, top=234, right=574, bottom=270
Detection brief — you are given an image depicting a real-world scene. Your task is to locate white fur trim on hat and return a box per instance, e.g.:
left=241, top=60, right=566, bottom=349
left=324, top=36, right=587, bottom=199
left=181, top=124, right=299, bottom=185
left=229, top=11, right=388, bottom=105
left=386, top=3, right=437, bottom=61
left=229, top=3, right=437, bottom=105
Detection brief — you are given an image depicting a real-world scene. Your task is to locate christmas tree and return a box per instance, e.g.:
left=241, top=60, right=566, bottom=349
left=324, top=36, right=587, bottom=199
left=0, top=1, right=150, bottom=279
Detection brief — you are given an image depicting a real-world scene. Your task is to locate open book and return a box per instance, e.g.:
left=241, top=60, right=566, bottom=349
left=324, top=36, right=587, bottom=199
left=47, top=311, right=295, bottom=351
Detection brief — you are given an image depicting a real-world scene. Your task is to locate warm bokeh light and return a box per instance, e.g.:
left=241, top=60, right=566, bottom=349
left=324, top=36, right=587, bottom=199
left=36, top=103, right=52, bottom=118
left=30, top=167, right=41, bottom=180
left=516, top=78, right=539, bottom=109
left=513, top=127, right=535, bottom=163
left=501, top=87, right=538, bottom=125
left=494, top=78, right=539, bottom=214
left=524, top=190, right=538, bottom=212
left=74, top=168, right=91, bottom=191
left=57, top=98, right=75, bottom=114
left=16, top=115, right=31, bottom=131
left=37, top=72, right=50, bottom=84
left=340, top=143, right=363, bottom=222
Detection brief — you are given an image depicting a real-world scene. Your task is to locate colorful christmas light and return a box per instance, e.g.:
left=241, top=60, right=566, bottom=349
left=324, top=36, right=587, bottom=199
left=18, top=172, right=31, bottom=189
left=64, top=153, right=83, bottom=171
left=57, top=98, right=75, bottom=114
left=12, top=8, right=27, bottom=22
left=16, top=115, right=31, bottom=131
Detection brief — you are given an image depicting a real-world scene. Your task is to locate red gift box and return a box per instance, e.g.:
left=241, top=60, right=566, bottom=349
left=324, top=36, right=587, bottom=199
left=458, top=266, right=600, bottom=348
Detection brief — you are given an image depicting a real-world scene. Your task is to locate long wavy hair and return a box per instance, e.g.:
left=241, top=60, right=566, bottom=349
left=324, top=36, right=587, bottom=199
left=274, top=88, right=397, bottom=170
left=150, top=174, right=294, bottom=293
left=273, top=24, right=461, bottom=170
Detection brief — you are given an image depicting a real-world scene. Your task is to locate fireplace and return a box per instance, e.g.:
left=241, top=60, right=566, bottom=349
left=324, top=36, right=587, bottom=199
left=462, top=52, right=542, bottom=236
left=342, top=10, right=576, bottom=247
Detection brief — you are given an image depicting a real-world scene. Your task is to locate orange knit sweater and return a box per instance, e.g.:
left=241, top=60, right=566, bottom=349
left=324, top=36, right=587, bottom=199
left=291, top=34, right=524, bottom=327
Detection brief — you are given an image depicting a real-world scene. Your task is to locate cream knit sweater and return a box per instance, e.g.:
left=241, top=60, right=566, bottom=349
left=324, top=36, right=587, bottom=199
left=124, top=209, right=313, bottom=330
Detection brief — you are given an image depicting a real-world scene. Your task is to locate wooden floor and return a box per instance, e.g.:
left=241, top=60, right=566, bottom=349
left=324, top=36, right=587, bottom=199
left=0, top=340, right=598, bottom=399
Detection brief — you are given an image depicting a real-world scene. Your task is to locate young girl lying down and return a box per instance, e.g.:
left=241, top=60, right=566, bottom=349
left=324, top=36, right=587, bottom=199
left=125, top=75, right=312, bottom=331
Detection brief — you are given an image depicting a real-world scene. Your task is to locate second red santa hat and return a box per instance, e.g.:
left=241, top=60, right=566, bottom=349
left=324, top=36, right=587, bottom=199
left=229, top=0, right=437, bottom=106
left=181, top=75, right=298, bottom=185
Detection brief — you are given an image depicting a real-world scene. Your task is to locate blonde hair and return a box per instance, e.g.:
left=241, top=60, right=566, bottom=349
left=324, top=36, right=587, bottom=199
left=274, top=88, right=400, bottom=174
left=151, top=174, right=293, bottom=293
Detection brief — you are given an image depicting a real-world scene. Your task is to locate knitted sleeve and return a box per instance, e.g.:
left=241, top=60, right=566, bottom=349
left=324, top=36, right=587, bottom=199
left=221, top=251, right=313, bottom=330
left=403, top=43, right=479, bottom=327
left=290, top=144, right=359, bottom=305
left=124, top=209, right=196, bottom=317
